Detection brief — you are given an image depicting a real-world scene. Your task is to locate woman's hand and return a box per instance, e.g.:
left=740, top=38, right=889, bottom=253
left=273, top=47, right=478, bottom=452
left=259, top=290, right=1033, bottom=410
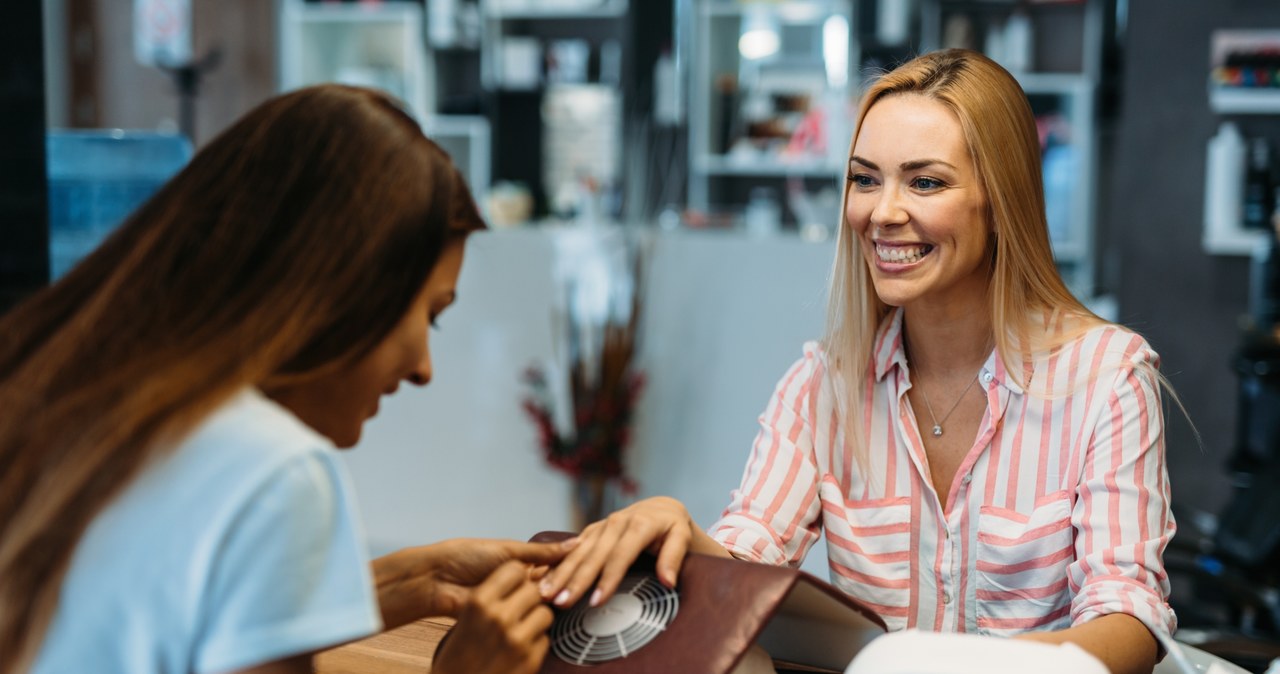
left=537, top=496, right=730, bottom=610
left=374, top=538, right=574, bottom=629
left=431, top=560, right=555, bottom=674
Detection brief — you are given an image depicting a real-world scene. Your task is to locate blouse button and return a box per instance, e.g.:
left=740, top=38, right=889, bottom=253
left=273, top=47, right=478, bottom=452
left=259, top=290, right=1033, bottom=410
left=981, top=371, right=994, bottom=384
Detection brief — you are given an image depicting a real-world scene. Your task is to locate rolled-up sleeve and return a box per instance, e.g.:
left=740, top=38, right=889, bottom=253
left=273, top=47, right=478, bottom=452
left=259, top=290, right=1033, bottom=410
left=710, top=349, right=825, bottom=567
left=1067, top=348, right=1177, bottom=640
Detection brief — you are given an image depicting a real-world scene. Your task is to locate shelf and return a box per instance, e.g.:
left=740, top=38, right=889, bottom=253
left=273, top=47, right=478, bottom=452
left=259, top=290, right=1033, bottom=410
left=1209, top=87, right=1280, bottom=115
left=289, top=2, right=421, bottom=23
left=278, top=0, right=431, bottom=120
left=695, top=154, right=843, bottom=177
left=927, top=0, right=1085, bottom=8
left=485, top=0, right=627, bottom=20
left=1050, top=240, right=1087, bottom=261
left=1204, top=227, right=1267, bottom=256
left=702, top=0, right=846, bottom=19
left=1016, top=73, right=1091, bottom=96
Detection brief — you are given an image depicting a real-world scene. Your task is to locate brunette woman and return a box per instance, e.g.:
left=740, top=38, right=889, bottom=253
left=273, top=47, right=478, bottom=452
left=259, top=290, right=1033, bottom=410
left=0, top=84, right=567, bottom=674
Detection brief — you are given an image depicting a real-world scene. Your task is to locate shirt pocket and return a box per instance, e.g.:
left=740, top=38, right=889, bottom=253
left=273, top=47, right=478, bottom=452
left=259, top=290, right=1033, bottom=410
left=819, top=477, right=913, bottom=631
left=975, top=490, right=1074, bottom=636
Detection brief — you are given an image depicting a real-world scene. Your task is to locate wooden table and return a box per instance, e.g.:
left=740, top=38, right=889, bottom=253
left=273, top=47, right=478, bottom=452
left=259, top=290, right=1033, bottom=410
left=313, top=617, right=840, bottom=674
left=314, top=617, right=455, bottom=674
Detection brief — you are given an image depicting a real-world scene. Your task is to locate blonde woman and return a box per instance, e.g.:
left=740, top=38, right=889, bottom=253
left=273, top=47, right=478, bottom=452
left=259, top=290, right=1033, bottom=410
left=0, top=85, right=571, bottom=674
left=543, top=50, right=1174, bottom=674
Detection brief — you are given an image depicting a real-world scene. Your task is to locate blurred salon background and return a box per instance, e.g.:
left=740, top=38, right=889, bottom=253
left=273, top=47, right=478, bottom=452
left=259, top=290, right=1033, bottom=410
left=4, top=0, right=1280, bottom=669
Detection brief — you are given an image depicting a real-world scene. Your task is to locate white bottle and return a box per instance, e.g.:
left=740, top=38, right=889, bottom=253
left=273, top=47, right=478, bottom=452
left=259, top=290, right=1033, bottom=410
left=1203, top=121, right=1247, bottom=252
left=653, top=48, right=680, bottom=126
left=877, top=0, right=912, bottom=47
left=428, top=0, right=458, bottom=48
left=1003, top=8, right=1033, bottom=73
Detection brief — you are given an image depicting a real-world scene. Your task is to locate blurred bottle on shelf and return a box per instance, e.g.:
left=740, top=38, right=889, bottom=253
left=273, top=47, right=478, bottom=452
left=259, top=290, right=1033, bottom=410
left=1244, top=137, right=1274, bottom=232
left=743, top=187, right=782, bottom=237
left=1002, top=8, right=1032, bottom=73
left=1248, top=188, right=1280, bottom=334
left=1204, top=121, right=1246, bottom=245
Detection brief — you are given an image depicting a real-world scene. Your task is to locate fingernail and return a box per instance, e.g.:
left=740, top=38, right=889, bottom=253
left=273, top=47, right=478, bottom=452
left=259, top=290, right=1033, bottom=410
left=554, top=589, right=571, bottom=606
left=540, top=579, right=554, bottom=597
left=561, top=537, right=580, bottom=551
left=589, top=589, right=603, bottom=607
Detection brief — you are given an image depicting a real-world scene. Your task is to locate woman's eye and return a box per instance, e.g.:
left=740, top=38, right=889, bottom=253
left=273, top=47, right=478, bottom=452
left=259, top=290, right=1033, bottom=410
left=847, top=173, right=876, bottom=188
left=912, top=176, right=945, bottom=190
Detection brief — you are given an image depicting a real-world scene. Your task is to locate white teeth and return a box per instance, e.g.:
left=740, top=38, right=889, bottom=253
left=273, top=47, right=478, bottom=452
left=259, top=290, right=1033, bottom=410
left=876, top=244, right=930, bottom=264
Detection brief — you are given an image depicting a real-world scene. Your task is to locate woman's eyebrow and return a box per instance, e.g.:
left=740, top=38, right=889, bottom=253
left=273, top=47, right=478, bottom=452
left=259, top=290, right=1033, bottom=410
left=849, top=156, right=958, bottom=172
left=900, top=158, right=958, bottom=171
left=849, top=155, right=878, bottom=170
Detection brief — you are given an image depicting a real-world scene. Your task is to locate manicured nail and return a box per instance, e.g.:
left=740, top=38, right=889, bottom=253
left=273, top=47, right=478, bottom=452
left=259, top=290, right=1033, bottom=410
left=589, top=589, right=603, bottom=607
left=561, top=537, right=580, bottom=551
left=540, top=579, right=554, bottom=597
left=554, top=589, right=571, bottom=606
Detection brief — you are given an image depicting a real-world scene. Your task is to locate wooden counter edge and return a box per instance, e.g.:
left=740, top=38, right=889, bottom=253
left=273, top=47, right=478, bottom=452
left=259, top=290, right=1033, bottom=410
left=314, top=616, right=455, bottom=674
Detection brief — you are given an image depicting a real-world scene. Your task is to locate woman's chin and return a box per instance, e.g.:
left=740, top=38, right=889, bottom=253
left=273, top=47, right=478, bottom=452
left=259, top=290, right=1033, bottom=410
left=327, top=423, right=364, bottom=449
left=870, top=281, right=923, bottom=308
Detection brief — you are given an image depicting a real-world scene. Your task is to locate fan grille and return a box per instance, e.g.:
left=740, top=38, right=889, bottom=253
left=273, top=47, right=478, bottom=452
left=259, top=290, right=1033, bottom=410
left=549, top=573, right=679, bottom=665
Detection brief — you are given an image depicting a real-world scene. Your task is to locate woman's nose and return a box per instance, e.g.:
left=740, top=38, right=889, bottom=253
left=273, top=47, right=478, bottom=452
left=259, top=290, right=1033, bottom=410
left=870, top=186, right=908, bottom=228
left=407, top=349, right=432, bottom=387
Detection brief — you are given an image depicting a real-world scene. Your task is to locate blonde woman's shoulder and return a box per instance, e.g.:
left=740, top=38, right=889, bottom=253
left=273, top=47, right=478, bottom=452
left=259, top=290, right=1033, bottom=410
left=1023, top=316, right=1159, bottom=397
left=1071, top=320, right=1159, bottom=368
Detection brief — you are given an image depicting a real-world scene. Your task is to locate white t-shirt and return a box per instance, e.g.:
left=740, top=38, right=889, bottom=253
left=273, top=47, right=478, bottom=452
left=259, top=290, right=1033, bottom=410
left=31, top=388, right=382, bottom=674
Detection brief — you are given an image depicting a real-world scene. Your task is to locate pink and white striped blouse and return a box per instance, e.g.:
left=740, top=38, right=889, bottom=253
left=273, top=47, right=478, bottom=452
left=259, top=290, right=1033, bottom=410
left=709, top=308, right=1176, bottom=640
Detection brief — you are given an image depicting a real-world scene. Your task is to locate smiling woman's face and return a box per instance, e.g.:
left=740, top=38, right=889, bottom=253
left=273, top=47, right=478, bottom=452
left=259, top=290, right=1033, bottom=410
left=264, top=241, right=465, bottom=448
left=845, top=93, right=992, bottom=311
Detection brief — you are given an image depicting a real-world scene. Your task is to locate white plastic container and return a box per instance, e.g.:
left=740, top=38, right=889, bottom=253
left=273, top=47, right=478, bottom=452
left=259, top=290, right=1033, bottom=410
left=1203, top=121, right=1252, bottom=254
left=1002, top=9, right=1033, bottom=72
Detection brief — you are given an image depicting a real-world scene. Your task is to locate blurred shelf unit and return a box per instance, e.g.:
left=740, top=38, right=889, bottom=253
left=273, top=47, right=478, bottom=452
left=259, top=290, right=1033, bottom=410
left=278, top=0, right=433, bottom=121
left=686, top=0, right=858, bottom=216
left=918, top=0, right=1104, bottom=296
left=694, top=154, right=848, bottom=177
left=478, top=0, right=630, bottom=91
left=1207, top=30, right=1280, bottom=115
left=476, top=0, right=631, bottom=219
left=422, top=115, right=492, bottom=197
left=277, top=0, right=491, bottom=199
left=1210, top=88, right=1280, bottom=115
left=481, top=0, right=627, bottom=20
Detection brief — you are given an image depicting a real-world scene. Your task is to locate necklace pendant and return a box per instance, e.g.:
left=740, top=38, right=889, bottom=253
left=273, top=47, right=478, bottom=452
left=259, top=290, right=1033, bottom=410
left=932, top=425, right=943, bottom=437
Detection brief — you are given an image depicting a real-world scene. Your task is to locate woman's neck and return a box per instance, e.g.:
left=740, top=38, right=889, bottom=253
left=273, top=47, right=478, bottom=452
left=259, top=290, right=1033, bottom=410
left=902, top=302, right=993, bottom=379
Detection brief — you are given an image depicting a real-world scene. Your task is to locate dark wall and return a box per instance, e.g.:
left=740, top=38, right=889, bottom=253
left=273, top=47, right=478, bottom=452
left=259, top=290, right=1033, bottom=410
left=1108, top=0, right=1280, bottom=518
left=0, top=0, right=48, bottom=313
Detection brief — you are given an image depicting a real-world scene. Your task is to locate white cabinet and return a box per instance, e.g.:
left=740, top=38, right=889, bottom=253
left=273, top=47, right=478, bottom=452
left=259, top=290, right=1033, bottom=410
left=278, top=0, right=433, bottom=121
left=277, top=0, right=491, bottom=200
left=475, top=0, right=630, bottom=217
left=685, top=0, right=857, bottom=221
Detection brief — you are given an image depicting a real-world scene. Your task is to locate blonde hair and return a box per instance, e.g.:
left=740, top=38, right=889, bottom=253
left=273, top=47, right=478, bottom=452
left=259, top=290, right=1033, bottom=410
left=0, top=85, right=485, bottom=672
left=822, top=49, right=1105, bottom=470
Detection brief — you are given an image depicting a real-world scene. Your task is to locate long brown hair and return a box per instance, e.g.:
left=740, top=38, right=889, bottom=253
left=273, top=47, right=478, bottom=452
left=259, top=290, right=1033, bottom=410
left=0, top=84, right=485, bottom=671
